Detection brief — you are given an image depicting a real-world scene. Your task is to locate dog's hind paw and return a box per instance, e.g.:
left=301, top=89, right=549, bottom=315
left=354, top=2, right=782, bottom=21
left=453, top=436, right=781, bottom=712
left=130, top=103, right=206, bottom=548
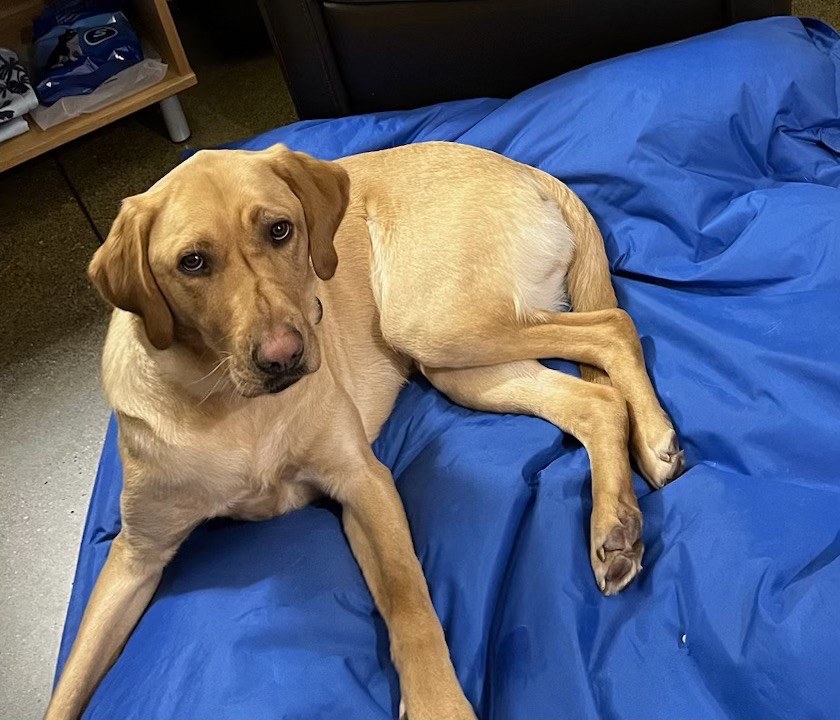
left=632, top=413, right=685, bottom=489
left=591, top=500, right=644, bottom=596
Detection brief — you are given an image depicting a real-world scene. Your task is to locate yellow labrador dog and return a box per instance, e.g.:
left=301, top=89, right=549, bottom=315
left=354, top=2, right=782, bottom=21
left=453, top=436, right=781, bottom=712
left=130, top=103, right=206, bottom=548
left=46, top=142, right=683, bottom=720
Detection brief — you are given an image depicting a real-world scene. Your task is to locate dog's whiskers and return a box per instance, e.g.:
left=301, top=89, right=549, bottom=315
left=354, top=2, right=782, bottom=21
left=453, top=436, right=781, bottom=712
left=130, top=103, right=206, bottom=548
left=196, top=357, right=233, bottom=405
left=189, top=354, right=232, bottom=386
left=197, top=376, right=228, bottom=406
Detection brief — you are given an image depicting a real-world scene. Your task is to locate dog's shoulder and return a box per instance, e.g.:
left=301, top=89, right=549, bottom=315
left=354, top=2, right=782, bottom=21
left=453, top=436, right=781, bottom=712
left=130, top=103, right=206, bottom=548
left=102, top=311, right=198, bottom=451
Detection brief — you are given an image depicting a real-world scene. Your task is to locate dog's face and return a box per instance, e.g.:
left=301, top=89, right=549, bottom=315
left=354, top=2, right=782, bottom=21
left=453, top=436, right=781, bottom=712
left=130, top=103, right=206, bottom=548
left=88, top=145, right=349, bottom=397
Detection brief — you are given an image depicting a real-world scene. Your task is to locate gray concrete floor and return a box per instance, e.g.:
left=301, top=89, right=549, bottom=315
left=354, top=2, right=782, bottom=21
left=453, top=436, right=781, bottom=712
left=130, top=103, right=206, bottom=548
left=0, top=2, right=835, bottom=719
left=0, top=6, right=294, bottom=718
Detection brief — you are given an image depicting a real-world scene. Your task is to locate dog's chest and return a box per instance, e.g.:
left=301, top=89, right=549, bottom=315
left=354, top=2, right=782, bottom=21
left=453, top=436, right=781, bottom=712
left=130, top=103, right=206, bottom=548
left=186, top=406, right=321, bottom=521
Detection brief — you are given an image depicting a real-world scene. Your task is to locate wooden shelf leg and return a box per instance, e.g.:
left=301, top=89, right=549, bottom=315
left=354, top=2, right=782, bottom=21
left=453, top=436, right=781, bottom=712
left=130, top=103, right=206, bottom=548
left=159, top=94, right=190, bottom=143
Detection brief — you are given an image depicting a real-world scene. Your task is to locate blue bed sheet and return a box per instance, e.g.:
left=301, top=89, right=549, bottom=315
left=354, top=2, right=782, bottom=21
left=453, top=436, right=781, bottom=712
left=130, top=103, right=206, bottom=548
left=57, top=17, right=840, bottom=720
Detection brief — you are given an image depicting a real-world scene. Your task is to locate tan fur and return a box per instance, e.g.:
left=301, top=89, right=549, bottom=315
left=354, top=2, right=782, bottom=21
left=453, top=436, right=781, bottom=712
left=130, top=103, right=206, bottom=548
left=45, top=142, right=683, bottom=720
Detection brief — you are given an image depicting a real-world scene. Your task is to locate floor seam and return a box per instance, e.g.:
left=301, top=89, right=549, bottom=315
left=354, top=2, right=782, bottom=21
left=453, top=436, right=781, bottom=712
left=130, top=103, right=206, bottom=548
left=52, top=153, right=104, bottom=245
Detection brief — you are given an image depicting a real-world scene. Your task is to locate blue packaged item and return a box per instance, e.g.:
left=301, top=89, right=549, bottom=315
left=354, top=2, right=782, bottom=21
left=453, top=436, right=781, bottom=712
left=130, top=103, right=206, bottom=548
left=33, top=1, right=143, bottom=106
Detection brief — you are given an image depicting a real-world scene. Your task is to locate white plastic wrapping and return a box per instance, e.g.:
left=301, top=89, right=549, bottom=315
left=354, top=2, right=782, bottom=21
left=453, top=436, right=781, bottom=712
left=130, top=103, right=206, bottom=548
left=31, top=56, right=168, bottom=130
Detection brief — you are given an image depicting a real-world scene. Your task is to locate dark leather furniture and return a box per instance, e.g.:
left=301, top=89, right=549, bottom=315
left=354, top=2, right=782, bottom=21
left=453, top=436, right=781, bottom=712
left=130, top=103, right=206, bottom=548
left=258, top=0, right=791, bottom=119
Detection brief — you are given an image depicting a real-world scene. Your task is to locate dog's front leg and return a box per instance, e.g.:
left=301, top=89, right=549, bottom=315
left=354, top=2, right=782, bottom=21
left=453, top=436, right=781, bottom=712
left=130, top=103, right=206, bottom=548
left=44, top=531, right=167, bottom=720
left=315, top=414, right=476, bottom=720
left=45, top=463, right=198, bottom=720
left=342, top=464, right=476, bottom=720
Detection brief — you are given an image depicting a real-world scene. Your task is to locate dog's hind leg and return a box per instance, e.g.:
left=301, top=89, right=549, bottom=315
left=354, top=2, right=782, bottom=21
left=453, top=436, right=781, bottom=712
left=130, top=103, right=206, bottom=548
left=394, top=306, right=682, bottom=488
left=370, top=159, right=682, bottom=488
left=424, top=360, right=643, bottom=595
left=545, top=173, right=685, bottom=487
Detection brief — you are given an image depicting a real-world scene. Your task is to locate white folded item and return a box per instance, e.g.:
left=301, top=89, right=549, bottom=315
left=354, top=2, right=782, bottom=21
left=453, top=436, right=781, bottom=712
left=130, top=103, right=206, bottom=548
left=0, top=116, right=29, bottom=142
left=0, top=48, right=38, bottom=122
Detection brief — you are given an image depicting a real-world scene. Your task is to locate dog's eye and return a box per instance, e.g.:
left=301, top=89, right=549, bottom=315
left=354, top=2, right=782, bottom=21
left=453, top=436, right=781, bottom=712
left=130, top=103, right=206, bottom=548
left=179, top=252, right=206, bottom=274
left=269, top=220, right=293, bottom=244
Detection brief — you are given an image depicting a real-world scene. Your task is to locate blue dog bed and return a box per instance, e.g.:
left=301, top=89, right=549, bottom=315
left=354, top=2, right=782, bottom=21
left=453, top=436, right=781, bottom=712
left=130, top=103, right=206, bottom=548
left=58, top=17, right=840, bottom=720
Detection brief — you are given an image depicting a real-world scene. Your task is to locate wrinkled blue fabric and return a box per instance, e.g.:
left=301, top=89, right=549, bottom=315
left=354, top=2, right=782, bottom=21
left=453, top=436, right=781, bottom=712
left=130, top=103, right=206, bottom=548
left=57, top=18, right=840, bottom=720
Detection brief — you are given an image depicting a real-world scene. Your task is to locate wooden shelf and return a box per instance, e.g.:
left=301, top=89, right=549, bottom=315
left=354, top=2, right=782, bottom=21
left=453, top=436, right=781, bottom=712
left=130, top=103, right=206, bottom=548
left=0, top=69, right=196, bottom=173
left=0, top=1, right=46, bottom=43
left=0, top=0, right=196, bottom=173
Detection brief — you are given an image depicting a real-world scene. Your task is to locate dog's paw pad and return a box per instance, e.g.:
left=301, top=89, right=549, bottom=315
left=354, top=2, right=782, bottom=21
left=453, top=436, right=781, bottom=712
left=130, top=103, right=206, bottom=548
left=592, top=504, right=643, bottom=595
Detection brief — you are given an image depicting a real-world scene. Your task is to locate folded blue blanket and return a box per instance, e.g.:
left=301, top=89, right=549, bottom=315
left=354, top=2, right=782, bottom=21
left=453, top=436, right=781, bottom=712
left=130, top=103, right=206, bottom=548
left=58, top=17, right=840, bottom=720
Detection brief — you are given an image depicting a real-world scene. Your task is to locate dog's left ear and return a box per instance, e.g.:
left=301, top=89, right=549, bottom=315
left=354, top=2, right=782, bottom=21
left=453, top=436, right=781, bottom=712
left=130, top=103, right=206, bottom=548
left=268, top=144, right=350, bottom=280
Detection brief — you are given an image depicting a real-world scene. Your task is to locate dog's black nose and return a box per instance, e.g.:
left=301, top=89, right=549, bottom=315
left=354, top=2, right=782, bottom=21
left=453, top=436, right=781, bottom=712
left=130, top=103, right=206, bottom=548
left=254, top=328, right=304, bottom=377
left=255, top=350, right=303, bottom=378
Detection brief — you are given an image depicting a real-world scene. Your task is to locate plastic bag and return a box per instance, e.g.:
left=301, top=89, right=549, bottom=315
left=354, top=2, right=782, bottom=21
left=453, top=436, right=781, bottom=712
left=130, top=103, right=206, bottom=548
left=33, top=1, right=143, bottom=107
left=30, top=55, right=167, bottom=130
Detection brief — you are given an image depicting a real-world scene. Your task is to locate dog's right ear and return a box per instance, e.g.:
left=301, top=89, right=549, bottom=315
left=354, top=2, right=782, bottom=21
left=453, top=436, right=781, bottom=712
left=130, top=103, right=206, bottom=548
left=88, top=197, right=174, bottom=350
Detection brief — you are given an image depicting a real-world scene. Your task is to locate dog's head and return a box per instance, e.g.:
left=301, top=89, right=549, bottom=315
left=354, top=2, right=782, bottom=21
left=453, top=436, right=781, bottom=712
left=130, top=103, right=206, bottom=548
left=88, top=144, right=349, bottom=397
